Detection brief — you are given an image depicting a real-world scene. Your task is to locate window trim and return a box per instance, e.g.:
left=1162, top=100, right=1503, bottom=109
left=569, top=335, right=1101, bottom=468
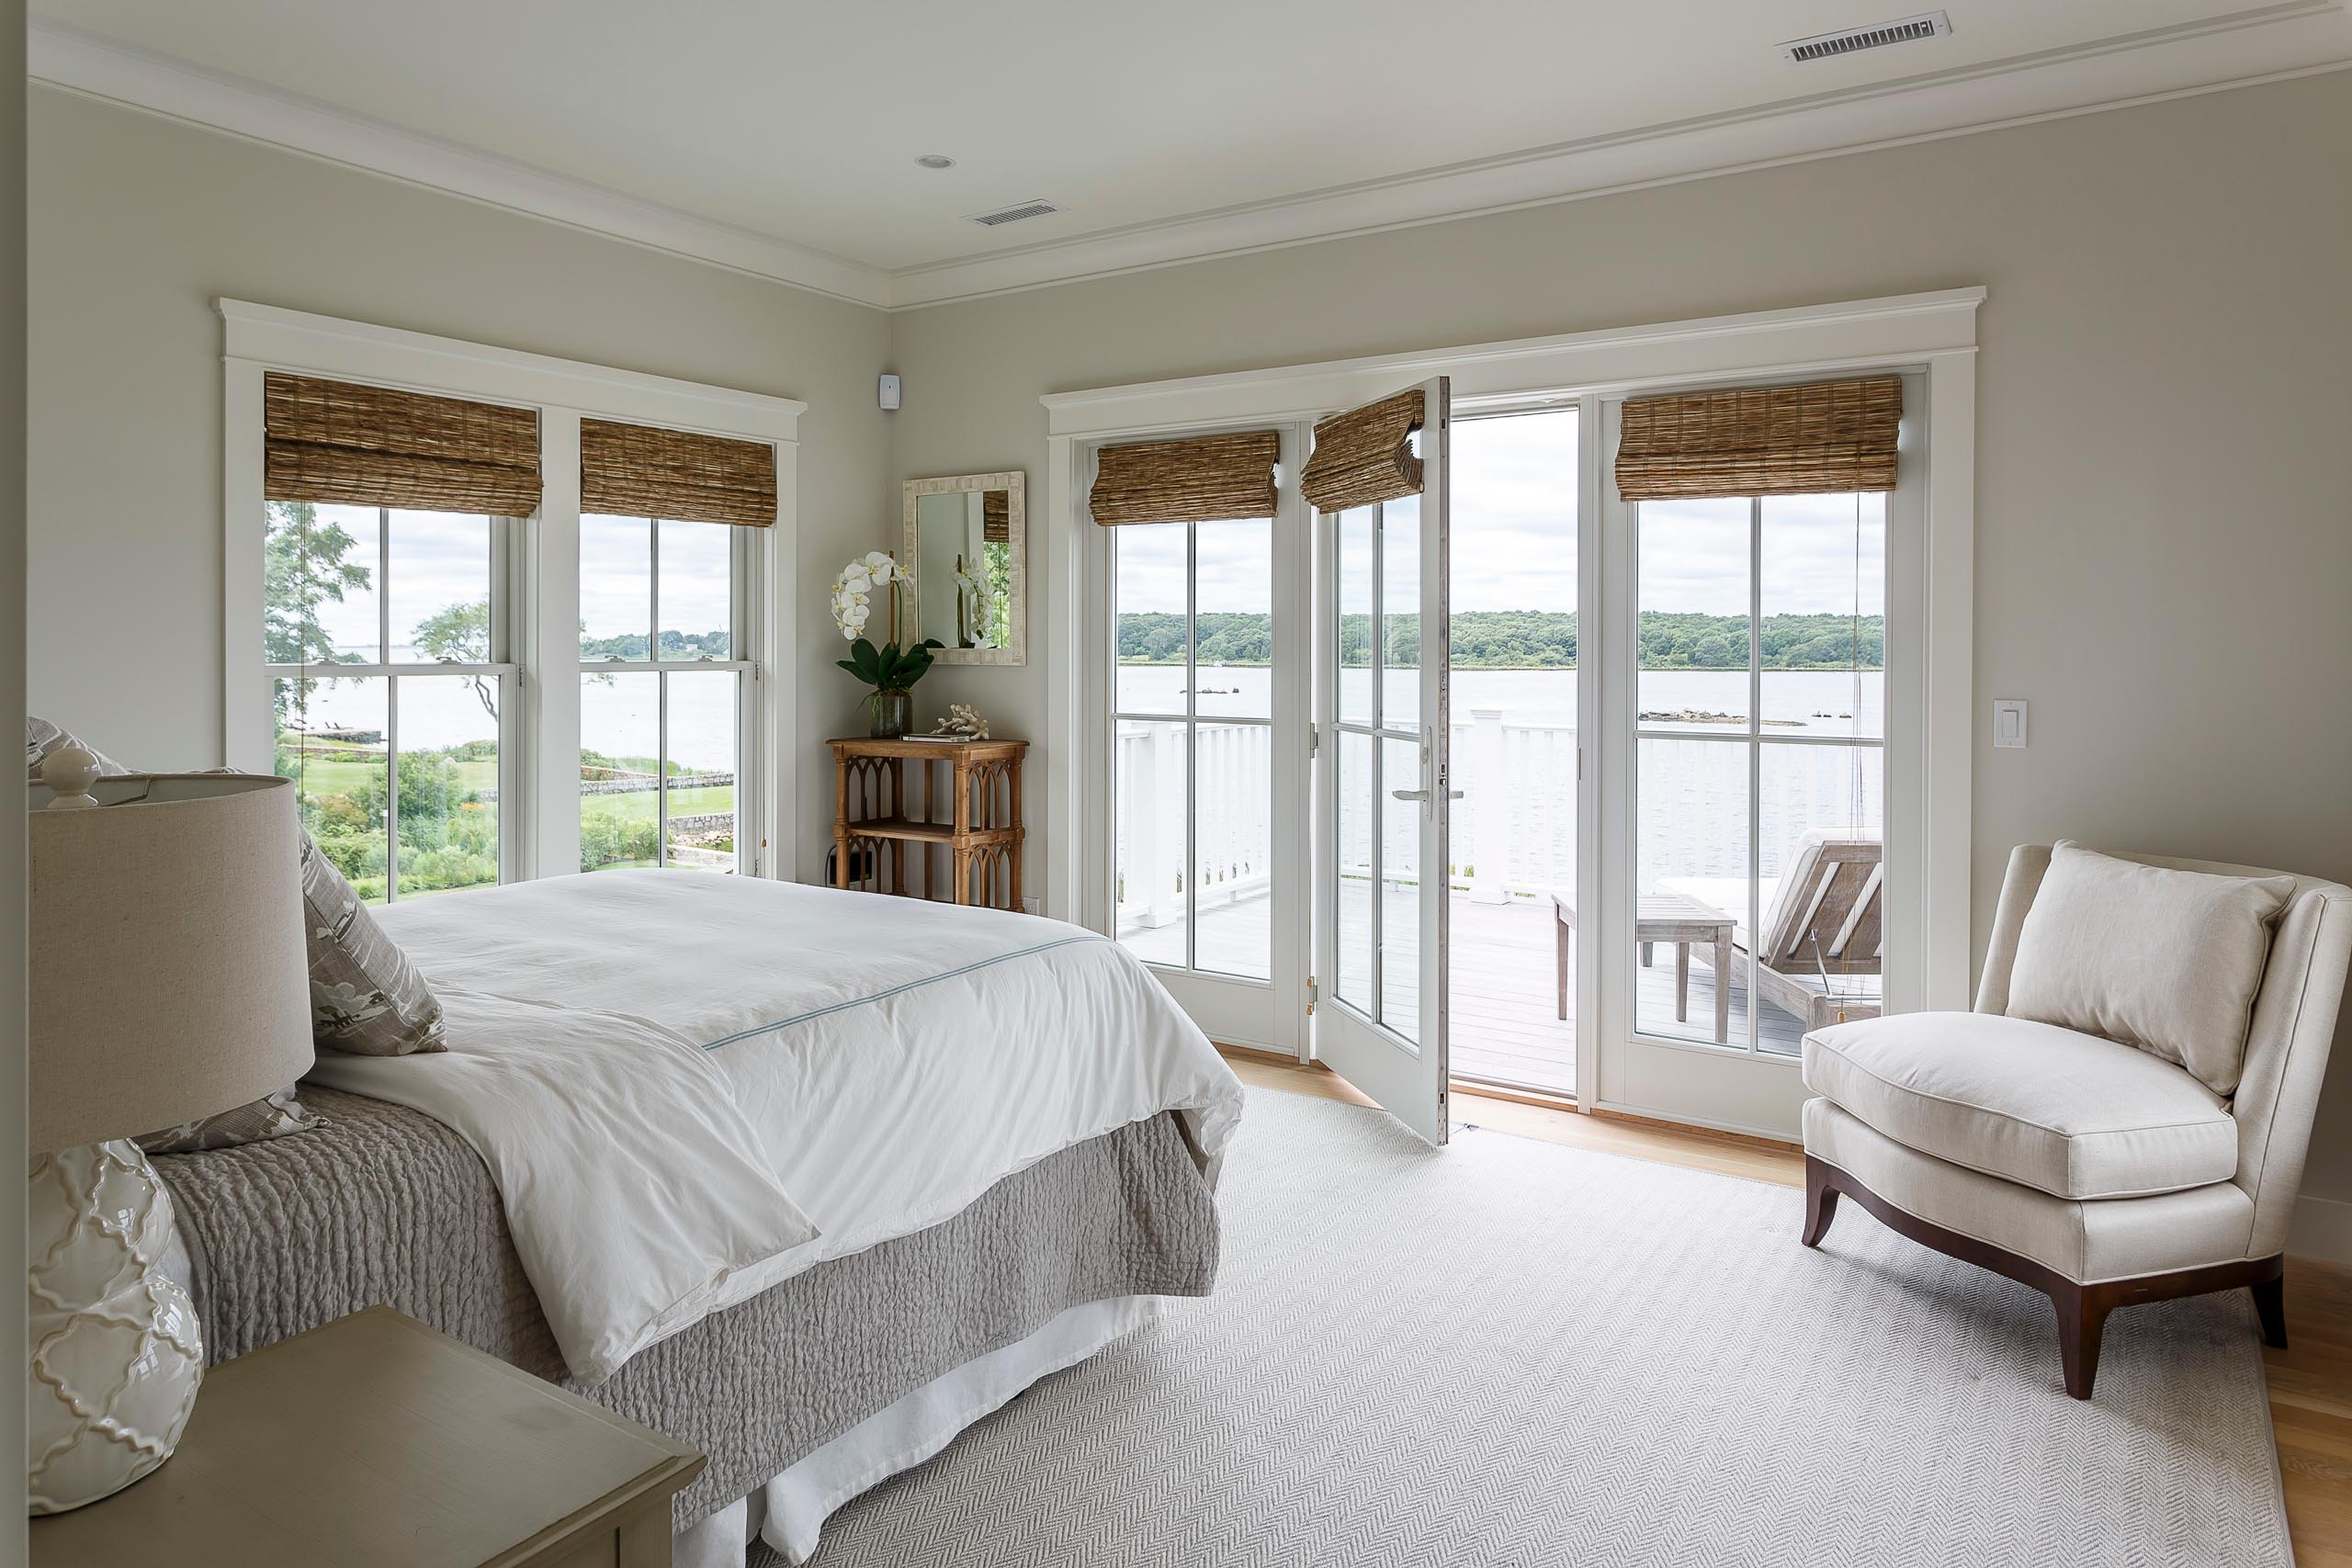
left=220, top=299, right=802, bottom=885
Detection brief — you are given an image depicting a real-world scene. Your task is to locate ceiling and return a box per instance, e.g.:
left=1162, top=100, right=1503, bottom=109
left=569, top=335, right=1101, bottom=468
left=28, top=1, right=2352, bottom=306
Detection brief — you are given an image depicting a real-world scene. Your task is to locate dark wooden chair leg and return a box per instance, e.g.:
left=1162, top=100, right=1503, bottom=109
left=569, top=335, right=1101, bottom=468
left=2054, top=1285, right=2110, bottom=1400
left=2253, top=1270, right=2288, bottom=1350
left=1800, top=1156, right=1840, bottom=1248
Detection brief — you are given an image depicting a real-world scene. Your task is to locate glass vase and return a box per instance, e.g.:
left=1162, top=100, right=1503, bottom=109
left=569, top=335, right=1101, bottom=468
left=869, top=688, right=913, bottom=739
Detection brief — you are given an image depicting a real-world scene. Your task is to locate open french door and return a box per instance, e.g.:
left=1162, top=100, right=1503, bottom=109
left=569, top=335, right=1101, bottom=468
left=1311, top=378, right=1452, bottom=1145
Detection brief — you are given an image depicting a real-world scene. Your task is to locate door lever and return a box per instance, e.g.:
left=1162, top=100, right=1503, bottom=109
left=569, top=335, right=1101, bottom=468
left=1390, top=789, right=1466, bottom=801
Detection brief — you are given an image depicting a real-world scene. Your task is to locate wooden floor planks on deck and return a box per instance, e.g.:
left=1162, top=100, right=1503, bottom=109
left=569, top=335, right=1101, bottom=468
left=1129, top=889, right=1815, bottom=1096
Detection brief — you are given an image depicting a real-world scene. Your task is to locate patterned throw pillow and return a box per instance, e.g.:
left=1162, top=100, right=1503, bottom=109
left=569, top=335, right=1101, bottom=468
left=138, top=1087, right=324, bottom=1155
left=25, top=716, right=130, bottom=781
left=300, top=830, right=447, bottom=1055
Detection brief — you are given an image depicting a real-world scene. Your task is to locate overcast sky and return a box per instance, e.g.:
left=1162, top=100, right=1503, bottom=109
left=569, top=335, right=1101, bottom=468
left=1112, top=406, right=1883, bottom=623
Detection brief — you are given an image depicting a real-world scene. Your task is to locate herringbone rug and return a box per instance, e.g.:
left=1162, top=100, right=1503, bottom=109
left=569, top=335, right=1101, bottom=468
left=790, top=1088, right=2290, bottom=1566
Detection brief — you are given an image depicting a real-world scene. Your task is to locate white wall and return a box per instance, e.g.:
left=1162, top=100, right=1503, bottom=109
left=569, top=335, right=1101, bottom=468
left=884, top=73, right=2352, bottom=1213
left=3, top=6, right=32, bottom=1563
left=25, top=86, right=895, bottom=881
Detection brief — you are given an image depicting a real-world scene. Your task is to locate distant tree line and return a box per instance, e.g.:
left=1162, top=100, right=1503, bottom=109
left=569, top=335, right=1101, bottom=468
left=1118, top=610, right=1882, bottom=671
left=580, top=628, right=731, bottom=660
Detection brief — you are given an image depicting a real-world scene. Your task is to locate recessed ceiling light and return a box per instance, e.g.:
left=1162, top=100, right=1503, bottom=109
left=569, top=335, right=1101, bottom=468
left=914, top=154, right=956, bottom=170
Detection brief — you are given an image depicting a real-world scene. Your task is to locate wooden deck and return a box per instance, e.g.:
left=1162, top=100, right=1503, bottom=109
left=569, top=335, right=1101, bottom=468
left=1126, top=888, right=1826, bottom=1097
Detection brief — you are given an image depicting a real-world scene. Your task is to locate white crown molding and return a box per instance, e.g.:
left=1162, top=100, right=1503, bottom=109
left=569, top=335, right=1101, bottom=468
left=1040, top=288, right=1984, bottom=438
left=218, top=298, right=808, bottom=439
left=28, top=21, right=893, bottom=310
left=30, top=7, right=2352, bottom=313
left=896, top=1, right=2352, bottom=307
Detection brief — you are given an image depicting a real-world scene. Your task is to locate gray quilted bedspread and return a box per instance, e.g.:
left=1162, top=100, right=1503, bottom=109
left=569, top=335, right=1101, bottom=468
left=153, top=1088, right=1220, bottom=1528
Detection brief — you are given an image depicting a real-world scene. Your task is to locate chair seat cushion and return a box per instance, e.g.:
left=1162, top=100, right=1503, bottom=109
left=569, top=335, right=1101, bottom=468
left=1802, top=1012, right=2237, bottom=1200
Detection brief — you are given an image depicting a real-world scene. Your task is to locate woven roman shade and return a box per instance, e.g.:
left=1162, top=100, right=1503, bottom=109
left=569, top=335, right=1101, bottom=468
left=983, top=489, right=1010, bottom=543
left=581, top=418, right=777, bottom=527
left=1090, top=430, right=1279, bottom=526
left=263, top=372, right=542, bottom=515
left=1302, top=389, right=1425, bottom=514
left=1615, top=376, right=1903, bottom=501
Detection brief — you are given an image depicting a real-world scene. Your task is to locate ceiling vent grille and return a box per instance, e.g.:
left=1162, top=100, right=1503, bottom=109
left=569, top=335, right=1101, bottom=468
left=1780, top=10, right=1951, bottom=62
left=967, top=198, right=1063, bottom=228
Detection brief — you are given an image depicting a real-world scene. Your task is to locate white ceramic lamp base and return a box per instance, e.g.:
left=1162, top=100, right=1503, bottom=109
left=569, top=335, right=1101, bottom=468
left=27, top=1140, right=205, bottom=1514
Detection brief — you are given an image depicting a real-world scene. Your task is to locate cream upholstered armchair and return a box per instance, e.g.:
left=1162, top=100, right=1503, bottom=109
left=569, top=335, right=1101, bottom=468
left=1799, top=844, right=2352, bottom=1399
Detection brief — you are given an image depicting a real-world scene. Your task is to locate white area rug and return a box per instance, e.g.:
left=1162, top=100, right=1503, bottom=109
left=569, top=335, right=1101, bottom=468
left=805, top=1088, right=2290, bottom=1566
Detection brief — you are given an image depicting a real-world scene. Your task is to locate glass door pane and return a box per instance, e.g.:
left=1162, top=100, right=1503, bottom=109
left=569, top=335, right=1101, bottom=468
left=1111, top=517, right=1272, bottom=982
left=1628, top=487, right=1889, bottom=1059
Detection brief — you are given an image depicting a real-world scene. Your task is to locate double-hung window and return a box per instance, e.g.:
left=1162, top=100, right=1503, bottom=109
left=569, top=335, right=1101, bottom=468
left=267, top=502, right=520, bottom=904
left=226, top=301, right=801, bottom=896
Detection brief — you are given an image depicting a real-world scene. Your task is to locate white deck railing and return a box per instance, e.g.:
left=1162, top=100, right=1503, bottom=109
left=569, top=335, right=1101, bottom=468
left=1114, top=720, right=1273, bottom=932
left=1114, top=707, right=1883, bottom=926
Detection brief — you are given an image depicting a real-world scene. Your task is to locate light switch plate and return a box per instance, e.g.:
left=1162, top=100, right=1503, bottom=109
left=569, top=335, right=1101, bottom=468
left=1993, top=698, right=2029, bottom=750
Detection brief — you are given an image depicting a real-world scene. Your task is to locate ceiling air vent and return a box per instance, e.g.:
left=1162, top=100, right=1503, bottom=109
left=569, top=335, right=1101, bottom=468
left=967, top=198, right=1064, bottom=228
left=1779, top=10, right=1951, bottom=62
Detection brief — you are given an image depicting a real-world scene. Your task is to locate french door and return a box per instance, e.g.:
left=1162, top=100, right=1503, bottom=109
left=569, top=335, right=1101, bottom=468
left=1311, top=378, right=1453, bottom=1145
left=1594, top=380, right=1922, bottom=1136
left=1106, top=431, right=1311, bottom=1054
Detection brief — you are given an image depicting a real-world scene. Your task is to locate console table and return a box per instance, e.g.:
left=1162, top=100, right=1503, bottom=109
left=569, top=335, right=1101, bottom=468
left=829, top=736, right=1027, bottom=909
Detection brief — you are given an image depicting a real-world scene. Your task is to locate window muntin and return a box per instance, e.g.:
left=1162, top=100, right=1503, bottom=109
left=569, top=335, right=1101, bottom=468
left=576, top=513, right=750, bottom=874
left=264, top=501, right=511, bottom=904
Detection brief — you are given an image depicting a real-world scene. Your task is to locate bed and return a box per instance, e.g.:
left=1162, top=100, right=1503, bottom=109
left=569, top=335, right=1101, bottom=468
left=151, top=871, right=1243, bottom=1565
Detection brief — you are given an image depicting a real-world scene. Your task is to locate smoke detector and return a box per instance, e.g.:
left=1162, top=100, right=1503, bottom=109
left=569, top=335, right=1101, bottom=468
left=967, top=198, right=1064, bottom=228
left=1779, top=10, right=1951, bottom=62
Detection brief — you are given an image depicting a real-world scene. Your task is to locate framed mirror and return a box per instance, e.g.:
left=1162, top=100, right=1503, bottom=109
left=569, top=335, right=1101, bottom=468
left=902, top=471, right=1024, bottom=665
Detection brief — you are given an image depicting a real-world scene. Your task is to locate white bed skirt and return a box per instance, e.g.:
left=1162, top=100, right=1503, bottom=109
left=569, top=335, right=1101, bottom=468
left=675, top=1295, right=1163, bottom=1568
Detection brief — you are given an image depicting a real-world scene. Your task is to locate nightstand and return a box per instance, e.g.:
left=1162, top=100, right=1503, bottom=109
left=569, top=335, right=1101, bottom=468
left=30, top=1305, right=705, bottom=1568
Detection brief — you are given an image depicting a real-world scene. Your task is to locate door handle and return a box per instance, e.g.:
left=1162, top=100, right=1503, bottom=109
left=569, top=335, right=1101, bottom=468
left=1390, top=789, right=1466, bottom=801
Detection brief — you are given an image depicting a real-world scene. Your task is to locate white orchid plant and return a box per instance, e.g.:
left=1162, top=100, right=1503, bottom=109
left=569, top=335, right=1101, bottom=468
left=830, top=550, right=943, bottom=695
left=951, top=556, right=992, bottom=646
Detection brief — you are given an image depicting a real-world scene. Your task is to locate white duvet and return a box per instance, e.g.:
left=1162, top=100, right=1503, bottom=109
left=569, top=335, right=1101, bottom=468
left=306, top=872, right=1243, bottom=1384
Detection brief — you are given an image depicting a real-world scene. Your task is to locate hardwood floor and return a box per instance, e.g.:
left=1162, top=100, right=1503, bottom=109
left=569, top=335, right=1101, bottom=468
left=1222, top=1051, right=2352, bottom=1565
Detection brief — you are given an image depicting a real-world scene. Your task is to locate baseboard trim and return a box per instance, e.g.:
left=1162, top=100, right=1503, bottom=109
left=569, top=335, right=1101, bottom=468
left=2290, top=1193, right=2352, bottom=1267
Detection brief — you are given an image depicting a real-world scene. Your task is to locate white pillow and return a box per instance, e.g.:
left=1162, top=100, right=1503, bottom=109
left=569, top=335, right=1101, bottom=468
left=2007, top=841, right=2294, bottom=1097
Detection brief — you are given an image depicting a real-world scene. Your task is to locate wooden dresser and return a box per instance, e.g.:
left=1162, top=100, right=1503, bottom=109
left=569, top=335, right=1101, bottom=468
left=830, top=736, right=1027, bottom=909
left=30, top=1305, right=704, bottom=1568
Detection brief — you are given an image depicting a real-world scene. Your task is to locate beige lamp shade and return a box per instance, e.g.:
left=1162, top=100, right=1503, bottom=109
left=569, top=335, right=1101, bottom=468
left=29, top=773, right=313, bottom=1152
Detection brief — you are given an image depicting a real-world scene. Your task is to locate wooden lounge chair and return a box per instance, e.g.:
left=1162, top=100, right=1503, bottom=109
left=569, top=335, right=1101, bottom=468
left=1742, top=832, right=1882, bottom=1032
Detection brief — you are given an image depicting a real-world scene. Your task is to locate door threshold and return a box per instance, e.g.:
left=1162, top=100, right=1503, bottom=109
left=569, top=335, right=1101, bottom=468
left=1450, top=1077, right=1577, bottom=1113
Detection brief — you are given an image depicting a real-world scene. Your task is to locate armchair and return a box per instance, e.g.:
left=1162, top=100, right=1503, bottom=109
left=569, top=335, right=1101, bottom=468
left=1798, top=844, right=2351, bottom=1398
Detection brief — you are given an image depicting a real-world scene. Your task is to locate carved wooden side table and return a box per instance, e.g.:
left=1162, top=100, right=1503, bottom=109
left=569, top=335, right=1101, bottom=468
left=829, top=737, right=1028, bottom=909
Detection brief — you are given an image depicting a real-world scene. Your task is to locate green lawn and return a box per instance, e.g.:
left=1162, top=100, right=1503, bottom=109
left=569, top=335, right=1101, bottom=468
left=288, top=751, right=730, bottom=818
left=289, top=753, right=498, bottom=797
left=580, top=785, right=733, bottom=829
